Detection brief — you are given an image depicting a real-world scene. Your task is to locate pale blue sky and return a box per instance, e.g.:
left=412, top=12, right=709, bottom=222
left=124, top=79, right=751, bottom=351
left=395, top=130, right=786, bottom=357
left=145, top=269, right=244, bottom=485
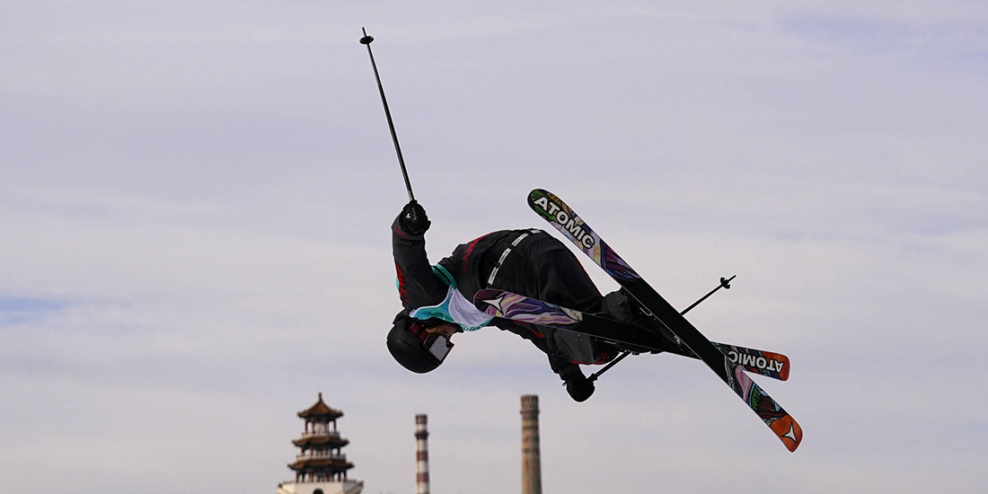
left=2, top=2, right=987, bottom=493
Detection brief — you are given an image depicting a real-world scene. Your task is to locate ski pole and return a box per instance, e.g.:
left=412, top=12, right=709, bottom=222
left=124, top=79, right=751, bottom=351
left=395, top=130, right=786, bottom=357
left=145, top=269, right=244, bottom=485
left=587, top=350, right=631, bottom=382
left=588, top=275, right=736, bottom=382
left=359, top=28, right=415, bottom=202
left=680, top=275, right=735, bottom=315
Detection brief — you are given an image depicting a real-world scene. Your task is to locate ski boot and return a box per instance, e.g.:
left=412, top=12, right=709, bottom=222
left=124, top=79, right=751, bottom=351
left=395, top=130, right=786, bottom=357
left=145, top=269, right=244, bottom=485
left=602, top=288, right=684, bottom=353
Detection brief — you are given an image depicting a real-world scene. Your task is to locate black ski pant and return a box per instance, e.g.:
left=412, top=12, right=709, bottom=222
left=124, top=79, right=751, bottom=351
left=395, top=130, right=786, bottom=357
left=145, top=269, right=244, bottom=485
left=485, top=231, right=624, bottom=372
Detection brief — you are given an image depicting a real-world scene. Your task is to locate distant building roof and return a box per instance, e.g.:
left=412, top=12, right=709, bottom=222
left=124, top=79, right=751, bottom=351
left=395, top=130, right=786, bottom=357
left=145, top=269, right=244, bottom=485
left=298, top=392, right=344, bottom=419
left=293, top=435, right=350, bottom=448
left=288, top=457, right=354, bottom=472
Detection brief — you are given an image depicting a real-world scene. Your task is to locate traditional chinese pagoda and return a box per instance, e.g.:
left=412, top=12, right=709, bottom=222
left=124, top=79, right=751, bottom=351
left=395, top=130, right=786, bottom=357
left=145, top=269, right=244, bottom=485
left=277, top=393, right=363, bottom=494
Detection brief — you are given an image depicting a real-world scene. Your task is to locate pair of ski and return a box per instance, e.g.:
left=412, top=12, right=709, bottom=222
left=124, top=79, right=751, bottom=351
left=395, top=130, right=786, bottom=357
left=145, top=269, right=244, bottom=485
left=473, top=289, right=790, bottom=381
left=473, top=189, right=802, bottom=452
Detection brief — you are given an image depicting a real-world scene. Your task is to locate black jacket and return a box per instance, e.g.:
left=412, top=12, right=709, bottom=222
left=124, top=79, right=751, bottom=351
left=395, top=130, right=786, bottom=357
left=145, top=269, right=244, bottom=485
left=392, top=215, right=609, bottom=377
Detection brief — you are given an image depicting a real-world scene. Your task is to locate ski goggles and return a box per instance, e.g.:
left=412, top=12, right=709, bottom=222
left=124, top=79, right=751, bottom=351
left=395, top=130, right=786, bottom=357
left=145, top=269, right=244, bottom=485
left=407, top=319, right=455, bottom=363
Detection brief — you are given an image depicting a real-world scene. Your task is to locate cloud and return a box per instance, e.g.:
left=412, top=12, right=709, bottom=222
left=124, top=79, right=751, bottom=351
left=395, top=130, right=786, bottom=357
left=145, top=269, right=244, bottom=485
left=2, top=1, right=987, bottom=493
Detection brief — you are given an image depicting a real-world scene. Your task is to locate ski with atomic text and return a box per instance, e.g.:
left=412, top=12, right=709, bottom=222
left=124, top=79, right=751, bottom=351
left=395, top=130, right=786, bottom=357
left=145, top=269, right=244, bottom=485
left=527, top=189, right=802, bottom=452
left=473, top=288, right=789, bottom=381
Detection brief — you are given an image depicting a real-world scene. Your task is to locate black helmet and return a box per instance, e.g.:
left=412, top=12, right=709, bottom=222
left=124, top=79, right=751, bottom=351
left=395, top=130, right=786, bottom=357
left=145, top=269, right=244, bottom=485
left=387, top=313, right=454, bottom=373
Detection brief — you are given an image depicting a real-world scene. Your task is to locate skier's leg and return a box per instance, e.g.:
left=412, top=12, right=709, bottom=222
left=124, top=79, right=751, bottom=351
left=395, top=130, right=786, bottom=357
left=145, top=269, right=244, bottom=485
left=602, top=287, right=680, bottom=350
left=552, top=329, right=617, bottom=365
left=524, top=239, right=657, bottom=339
left=520, top=237, right=619, bottom=367
left=524, top=237, right=603, bottom=311
left=490, top=232, right=610, bottom=400
left=601, top=288, right=642, bottom=325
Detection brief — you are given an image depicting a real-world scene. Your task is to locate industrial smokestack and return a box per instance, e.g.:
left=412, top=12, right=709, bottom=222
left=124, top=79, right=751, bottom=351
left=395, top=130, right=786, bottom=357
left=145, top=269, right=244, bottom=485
left=415, top=414, right=430, bottom=494
left=520, top=395, right=542, bottom=494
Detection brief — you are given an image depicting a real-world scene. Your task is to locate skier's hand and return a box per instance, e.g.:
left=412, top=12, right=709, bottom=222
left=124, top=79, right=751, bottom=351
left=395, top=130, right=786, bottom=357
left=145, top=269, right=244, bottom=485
left=399, top=200, right=431, bottom=236
left=562, top=370, right=595, bottom=402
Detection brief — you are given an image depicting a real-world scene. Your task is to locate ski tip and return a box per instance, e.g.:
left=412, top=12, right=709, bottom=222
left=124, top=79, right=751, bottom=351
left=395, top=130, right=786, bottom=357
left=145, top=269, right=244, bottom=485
left=472, top=289, right=506, bottom=317
left=772, top=415, right=803, bottom=452
left=473, top=289, right=503, bottom=303
left=527, top=189, right=557, bottom=219
left=778, top=358, right=791, bottom=381
left=528, top=188, right=560, bottom=205
left=767, top=351, right=791, bottom=381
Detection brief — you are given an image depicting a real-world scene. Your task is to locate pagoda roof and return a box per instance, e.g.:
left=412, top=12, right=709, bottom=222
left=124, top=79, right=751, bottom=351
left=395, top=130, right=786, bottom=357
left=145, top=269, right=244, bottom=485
left=298, top=393, right=344, bottom=419
left=288, top=457, right=354, bottom=471
left=293, top=435, right=350, bottom=448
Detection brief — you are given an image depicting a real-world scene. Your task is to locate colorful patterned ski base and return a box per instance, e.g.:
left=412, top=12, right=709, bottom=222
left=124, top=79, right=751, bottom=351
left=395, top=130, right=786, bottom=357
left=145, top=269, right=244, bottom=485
left=473, top=289, right=789, bottom=381
left=528, top=189, right=802, bottom=452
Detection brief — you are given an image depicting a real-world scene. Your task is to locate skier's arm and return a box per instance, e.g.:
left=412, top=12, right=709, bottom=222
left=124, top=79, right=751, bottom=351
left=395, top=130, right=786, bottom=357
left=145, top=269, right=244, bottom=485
left=392, top=204, right=447, bottom=310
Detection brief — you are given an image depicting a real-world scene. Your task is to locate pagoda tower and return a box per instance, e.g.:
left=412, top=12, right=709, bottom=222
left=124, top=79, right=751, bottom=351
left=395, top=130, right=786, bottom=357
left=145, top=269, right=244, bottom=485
left=278, top=393, right=363, bottom=494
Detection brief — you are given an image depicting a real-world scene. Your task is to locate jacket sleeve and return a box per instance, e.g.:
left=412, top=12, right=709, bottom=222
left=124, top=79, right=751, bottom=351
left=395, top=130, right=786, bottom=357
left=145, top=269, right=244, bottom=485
left=392, top=214, right=448, bottom=311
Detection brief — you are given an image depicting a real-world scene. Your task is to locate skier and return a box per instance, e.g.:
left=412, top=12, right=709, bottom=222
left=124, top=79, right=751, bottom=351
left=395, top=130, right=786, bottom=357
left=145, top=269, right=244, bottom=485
left=387, top=201, right=646, bottom=402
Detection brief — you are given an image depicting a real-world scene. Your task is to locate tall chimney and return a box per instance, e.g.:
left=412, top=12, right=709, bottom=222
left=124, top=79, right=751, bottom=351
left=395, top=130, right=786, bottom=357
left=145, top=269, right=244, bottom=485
left=415, top=414, right=430, bottom=494
left=520, top=395, right=542, bottom=494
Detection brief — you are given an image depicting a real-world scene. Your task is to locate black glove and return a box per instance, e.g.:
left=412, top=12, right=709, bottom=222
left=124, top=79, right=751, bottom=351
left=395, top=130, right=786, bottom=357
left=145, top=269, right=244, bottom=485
left=562, top=369, right=595, bottom=402
left=399, top=201, right=431, bottom=236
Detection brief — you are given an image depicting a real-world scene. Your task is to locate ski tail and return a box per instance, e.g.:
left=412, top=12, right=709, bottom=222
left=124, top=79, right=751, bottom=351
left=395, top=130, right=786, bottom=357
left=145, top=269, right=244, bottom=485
left=527, top=189, right=802, bottom=452
left=733, top=367, right=803, bottom=452
left=713, top=343, right=790, bottom=381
